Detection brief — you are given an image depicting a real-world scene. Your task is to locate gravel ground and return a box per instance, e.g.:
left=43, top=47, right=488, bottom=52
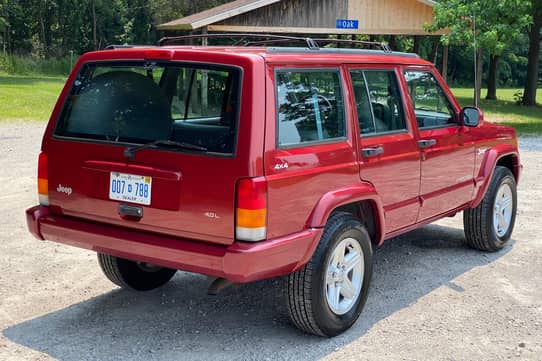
left=0, top=122, right=541, bottom=361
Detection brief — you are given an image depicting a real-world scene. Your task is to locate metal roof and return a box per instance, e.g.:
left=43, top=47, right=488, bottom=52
left=158, top=0, right=282, bottom=30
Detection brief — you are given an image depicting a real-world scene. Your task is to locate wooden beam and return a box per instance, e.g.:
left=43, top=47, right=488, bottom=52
left=208, top=25, right=445, bottom=36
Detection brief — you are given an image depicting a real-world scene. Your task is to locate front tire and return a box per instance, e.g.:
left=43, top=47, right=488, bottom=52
left=98, top=253, right=177, bottom=291
left=464, top=166, right=517, bottom=251
left=286, top=212, right=373, bottom=337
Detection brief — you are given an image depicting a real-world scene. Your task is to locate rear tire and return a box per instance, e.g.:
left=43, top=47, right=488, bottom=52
left=286, top=212, right=373, bottom=337
left=463, top=166, right=517, bottom=252
left=97, top=253, right=177, bottom=291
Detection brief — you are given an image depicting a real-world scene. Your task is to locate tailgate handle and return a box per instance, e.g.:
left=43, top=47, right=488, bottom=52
left=119, top=204, right=143, bottom=219
left=362, top=147, right=384, bottom=158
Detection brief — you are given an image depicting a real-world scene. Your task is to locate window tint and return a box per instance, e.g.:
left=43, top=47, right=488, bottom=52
left=55, top=62, right=241, bottom=155
left=276, top=70, right=345, bottom=147
left=404, top=71, right=456, bottom=128
left=350, top=70, right=406, bottom=136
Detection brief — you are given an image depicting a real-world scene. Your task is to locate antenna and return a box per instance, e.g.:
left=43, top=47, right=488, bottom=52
left=473, top=10, right=478, bottom=108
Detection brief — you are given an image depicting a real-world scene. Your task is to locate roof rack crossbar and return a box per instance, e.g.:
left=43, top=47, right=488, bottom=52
left=105, top=44, right=156, bottom=50
left=312, top=38, right=392, bottom=52
left=158, top=33, right=323, bottom=49
left=157, top=33, right=391, bottom=52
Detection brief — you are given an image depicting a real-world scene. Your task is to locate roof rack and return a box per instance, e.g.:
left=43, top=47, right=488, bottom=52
left=105, top=44, right=155, bottom=50
left=157, top=33, right=391, bottom=52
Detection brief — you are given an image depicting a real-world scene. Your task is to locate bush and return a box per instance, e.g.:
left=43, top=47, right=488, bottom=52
left=0, top=53, right=75, bottom=76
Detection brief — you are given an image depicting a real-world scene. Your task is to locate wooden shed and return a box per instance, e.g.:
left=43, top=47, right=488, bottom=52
left=158, top=0, right=444, bottom=36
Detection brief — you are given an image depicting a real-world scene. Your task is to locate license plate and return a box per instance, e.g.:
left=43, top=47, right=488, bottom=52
left=109, top=172, right=152, bottom=205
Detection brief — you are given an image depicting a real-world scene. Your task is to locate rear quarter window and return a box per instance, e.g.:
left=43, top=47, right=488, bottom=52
left=275, top=69, right=346, bottom=147
left=55, top=62, right=242, bottom=156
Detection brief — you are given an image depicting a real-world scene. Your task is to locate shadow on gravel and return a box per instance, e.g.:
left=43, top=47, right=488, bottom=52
left=4, top=224, right=512, bottom=361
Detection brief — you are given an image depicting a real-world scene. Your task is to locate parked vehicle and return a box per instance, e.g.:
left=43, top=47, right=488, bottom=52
left=26, top=35, right=521, bottom=337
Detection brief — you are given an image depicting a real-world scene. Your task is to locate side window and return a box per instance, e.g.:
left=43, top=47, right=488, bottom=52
left=276, top=70, right=346, bottom=147
left=404, top=71, right=456, bottom=128
left=350, top=70, right=407, bottom=136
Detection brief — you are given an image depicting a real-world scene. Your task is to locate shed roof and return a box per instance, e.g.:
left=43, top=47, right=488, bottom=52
left=158, top=0, right=439, bottom=35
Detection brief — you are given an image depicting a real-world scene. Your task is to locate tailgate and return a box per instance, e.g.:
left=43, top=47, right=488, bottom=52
left=45, top=58, right=247, bottom=245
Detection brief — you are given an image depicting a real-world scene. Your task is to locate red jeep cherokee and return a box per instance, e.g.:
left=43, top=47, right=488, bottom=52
left=26, top=35, right=521, bottom=337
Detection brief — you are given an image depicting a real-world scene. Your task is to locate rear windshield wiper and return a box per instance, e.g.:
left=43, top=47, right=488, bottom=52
left=124, top=139, right=208, bottom=159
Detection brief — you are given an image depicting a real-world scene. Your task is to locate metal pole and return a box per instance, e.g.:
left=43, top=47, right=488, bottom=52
left=473, top=11, right=478, bottom=108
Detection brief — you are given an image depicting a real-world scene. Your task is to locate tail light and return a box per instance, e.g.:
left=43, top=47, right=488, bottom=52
left=37, top=152, right=49, bottom=206
left=236, top=177, right=267, bottom=242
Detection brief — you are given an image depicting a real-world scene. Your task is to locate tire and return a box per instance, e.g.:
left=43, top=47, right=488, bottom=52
left=97, top=253, right=177, bottom=291
left=464, top=166, right=517, bottom=252
left=286, top=212, right=373, bottom=337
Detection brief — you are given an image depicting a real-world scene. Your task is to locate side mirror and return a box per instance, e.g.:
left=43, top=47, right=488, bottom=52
left=462, top=107, right=481, bottom=127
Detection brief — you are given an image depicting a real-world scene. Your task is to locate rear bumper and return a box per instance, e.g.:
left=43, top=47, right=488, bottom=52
left=25, top=206, right=323, bottom=283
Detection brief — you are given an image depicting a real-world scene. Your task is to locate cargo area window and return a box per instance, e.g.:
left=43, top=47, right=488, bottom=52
left=276, top=70, right=346, bottom=147
left=54, top=62, right=241, bottom=155
left=404, top=71, right=456, bottom=129
left=350, top=70, right=407, bottom=136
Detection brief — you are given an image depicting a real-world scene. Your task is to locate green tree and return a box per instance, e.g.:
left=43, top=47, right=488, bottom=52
left=428, top=0, right=530, bottom=104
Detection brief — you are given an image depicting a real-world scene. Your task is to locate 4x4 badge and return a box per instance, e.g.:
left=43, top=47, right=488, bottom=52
left=274, top=162, right=289, bottom=170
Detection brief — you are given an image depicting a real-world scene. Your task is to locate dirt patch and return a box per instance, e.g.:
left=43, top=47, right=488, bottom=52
left=1, top=122, right=541, bottom=360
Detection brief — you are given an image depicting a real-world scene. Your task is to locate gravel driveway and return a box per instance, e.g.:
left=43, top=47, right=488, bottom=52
left=1, top=122, right=541, bottom=361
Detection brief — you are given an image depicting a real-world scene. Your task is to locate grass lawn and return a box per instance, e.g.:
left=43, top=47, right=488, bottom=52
left=0, top=74, right=66, bottom=121
left=0, top=74, right=540, bottom=135
left=451, top=88, right=542, bottom=135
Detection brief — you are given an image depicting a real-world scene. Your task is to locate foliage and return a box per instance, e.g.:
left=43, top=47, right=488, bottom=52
left=428, top=0, right=530, bottom=56
left=0, top=0, right=230, bottom=57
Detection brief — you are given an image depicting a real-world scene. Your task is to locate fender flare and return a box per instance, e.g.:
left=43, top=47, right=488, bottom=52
left=306, top=182, right=386, bottom=244
left=471, top=144, right=520, bottom=208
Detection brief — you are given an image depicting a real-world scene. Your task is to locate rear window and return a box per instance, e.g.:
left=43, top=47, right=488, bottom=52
left=55, top=62, right=242, bottom=155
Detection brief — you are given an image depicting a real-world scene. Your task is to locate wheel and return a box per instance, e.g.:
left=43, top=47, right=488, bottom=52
left=464, top=166, right=517, bottom=252
left=97, top=253, right=177, bottom=291
left=286, top=212, right=373, bottom=337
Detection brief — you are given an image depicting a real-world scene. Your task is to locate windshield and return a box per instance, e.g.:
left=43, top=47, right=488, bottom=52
left=54, top=61, right=242, bottom=155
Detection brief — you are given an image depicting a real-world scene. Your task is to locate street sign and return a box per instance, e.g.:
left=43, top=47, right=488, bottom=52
left=336, top=19, right=359, bottom=29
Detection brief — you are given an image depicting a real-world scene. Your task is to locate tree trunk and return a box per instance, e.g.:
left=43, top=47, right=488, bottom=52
left=486, top=54, right=499, bottom=100
left=387, top=35, right=396, bottom=51
left=92, top=0, right=97, bottom=50
left=412, top=35, right=420, bottom=54
left=442, top=45, right=449, bottom=82
left=522, top=0, right=542, bottom=106
left=431, top=38, right=439, bottom=64
left=474, top=48, right=483, bottom=107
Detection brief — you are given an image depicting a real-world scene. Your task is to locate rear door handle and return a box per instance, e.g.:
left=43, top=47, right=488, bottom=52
left=418, top=139, right=437, bottom=149
left=362, top=147, right=384, bottom=158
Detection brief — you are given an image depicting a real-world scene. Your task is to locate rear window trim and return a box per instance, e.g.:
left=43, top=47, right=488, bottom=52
left=52, top=60, right=244, bottom=159
left=274, top=67, right=348, bottom=149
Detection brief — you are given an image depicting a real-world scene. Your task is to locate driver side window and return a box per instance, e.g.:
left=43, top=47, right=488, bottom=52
left=404, top=71, right=457, bottom=128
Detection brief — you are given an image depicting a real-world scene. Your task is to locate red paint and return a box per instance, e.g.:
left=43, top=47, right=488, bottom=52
left=26, top=46, right=520, bottom=283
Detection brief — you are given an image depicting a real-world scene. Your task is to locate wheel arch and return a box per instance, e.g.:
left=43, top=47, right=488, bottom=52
left=305, top=183, right=385, bottom=246
left=471, top=145, right=521, bottom=208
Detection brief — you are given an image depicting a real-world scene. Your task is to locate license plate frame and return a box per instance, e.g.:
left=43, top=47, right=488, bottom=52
left=109, top=172, right=152, bottom=206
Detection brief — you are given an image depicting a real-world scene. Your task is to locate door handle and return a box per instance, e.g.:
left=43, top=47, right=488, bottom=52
left=362, top=147, right=384, bottom=158
left=418, top=139, right=437, bottom=149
